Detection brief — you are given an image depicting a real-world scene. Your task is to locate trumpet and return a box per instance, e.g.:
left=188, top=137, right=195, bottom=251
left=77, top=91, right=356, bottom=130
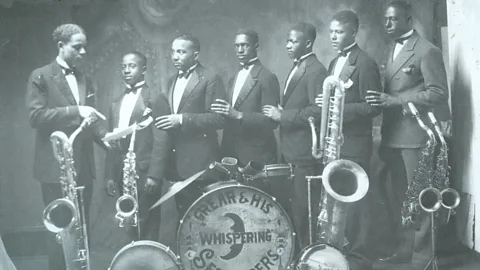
left=43, top=115, right=96, bottom=270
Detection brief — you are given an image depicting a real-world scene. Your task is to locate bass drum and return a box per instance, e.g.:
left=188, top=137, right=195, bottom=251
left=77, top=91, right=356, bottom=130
left=108, top=241, right=183, bottom=270
left=294, top=243, right=349, bottom=270
left=177, top=182, right=295, bottom=270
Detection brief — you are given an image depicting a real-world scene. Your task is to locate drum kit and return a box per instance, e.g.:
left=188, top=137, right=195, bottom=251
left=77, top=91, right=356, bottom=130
left=108, top=158, right=306, bottom=270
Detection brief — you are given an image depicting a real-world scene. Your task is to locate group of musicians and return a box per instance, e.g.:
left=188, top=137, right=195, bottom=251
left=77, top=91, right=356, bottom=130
left=26, top=1, right=451, bottom=270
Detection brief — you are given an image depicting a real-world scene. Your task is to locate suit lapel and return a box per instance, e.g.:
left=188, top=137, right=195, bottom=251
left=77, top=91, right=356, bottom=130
left=233, top=63, right=261, bottom=109
left=76, top=72, right=86, bottom=105
left=112, top=95, right=123, bottom=129
left=283, top=58, right=308, bottom=106
left=227, top=76, right=235, bottom=103
left=129, top=85, right=151, bottom=125
left=51, top=62, right=77, bottom=106
left=338, top=46, right=360, bottom=83
left=386, top=32, right=419, bottom=82
left=177, top=65, right=201, bottom=113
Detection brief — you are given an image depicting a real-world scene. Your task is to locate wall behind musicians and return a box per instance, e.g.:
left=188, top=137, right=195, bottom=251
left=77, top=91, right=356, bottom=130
left=0, top=0, right=443, bottom=253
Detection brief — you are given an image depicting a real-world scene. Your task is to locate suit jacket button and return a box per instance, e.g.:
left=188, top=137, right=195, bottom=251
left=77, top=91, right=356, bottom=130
left=395, top=77, right=400, bottom=80
left=173, top=149, right=176, bottom=152
left=203, top=134, right=207, bottom=137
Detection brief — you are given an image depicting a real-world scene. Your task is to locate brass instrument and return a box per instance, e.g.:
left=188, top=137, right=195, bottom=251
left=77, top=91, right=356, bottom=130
left=296, top=76, right=369, bottom=269
left=115, top=125, right=140, bottom=238
left=43, top=116, right=96, bottom=270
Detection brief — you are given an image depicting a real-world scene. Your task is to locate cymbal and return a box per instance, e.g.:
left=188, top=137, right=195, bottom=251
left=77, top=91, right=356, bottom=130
left=149, top=170, right=205, bottom=210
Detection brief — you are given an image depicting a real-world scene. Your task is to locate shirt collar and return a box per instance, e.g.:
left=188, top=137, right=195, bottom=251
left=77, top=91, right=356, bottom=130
left=179, top=63, right=198, bottom=75
left=295, top=52, right=314, bottom=63
left=338, top=42, right=356, bottom=54
left=56, top=56, right=71, bottom=70
left=397, top=29, right=414, bottom=40
left=126, top=80, right=146, bottom=89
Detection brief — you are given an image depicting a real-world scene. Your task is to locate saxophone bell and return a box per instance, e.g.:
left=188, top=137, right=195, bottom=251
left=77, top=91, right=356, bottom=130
left=43, top=198, right=77, bottom=234
left=441, top=188, right=460, bottom=210
left=418, top=187, right=442, bottom=213
left=322, top=160, right=369, bottom=203
left=115, top=194, right=139, bottom=226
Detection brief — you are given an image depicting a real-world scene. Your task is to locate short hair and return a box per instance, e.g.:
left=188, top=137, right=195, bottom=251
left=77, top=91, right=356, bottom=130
left=332, top=10, right=359, bottom=32
left=52, top=24, right=86, bottom=44
left=174, top=34, right=201, bottom=52
left=387, top=1, right=413, bottom=17
left=290, top=22, right=317, bottom=43
left=235, top=29, right=259, bottom=45
left=125, top=51, right=147, bottom=67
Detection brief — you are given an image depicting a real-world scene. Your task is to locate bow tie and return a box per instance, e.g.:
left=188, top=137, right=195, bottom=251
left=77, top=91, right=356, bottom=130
left=239, top=61, right=255, bottom=70
left=293, top=59, right=303, bottom=67
left=395, top=36, right=410, bottom=45
left=338, top=51, right=348, bottom=57
left=125, top=85, right=142, bottom=94
left=62, top=67, right=75, bottom=76
left=178, top=70, right=193, bottom=79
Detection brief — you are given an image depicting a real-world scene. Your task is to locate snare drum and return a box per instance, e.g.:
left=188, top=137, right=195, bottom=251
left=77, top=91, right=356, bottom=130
left=109, top=241, right=183, bottom=270
left=294, top=243, right=349, bottom=270
left=178, top=182, right=295, bottom=270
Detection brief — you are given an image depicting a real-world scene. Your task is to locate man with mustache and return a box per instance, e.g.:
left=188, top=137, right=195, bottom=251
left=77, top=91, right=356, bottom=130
left=148, top=34, right=226, bottom=219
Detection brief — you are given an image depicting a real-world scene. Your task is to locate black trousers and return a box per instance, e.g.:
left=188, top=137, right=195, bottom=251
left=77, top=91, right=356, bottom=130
left=41, top=175, right=92, bottom=270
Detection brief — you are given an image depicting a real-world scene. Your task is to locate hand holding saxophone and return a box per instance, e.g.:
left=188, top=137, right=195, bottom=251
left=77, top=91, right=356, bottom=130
left=365, top=90, right=401, bottom=107
left=145, top=178, right=159, bottom=194
left=315, top=94, right=323, bottom=107
left=105, top=179, right=116, bottom=196
left=78, top=105, right=106, bottom=121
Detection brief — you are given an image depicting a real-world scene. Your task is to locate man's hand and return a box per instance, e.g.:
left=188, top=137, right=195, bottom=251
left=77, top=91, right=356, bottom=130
left=366, top=90, right=402, bottom=107
left=155, top=114, right=182, bottom=129
left=145, top=178, right=159, bottom=193
left=211, top=99, right=242, bottom=119
left=78, top=105, right=106, bottom=120
left=105, top=179, right=116, bottom=196
left=262, top=105, right=283, bottom=122
left=315, top=94, right=323, bottom=107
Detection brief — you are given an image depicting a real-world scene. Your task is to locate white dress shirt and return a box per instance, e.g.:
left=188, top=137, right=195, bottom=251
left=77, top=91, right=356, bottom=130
left=232, top=57, right=257, bottom=105
left=173, top=64, right=197, bottom=114
left=333, top=42, right=356, bottom=77
left=284, top=52, right=313, bottom=94
left=56, top=56, right=79, bottom=104
left=117, top=81, right=145, bottom=129
left=393, top=29, right=414, bottom=60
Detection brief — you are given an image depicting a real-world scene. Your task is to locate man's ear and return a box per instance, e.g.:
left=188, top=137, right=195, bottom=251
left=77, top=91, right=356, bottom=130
left=193, top=51, right=199, bottom=61
left=306, top=39, right=313, bottom=49
left=57, top=41, right=64, bottom=50
left=142, top=65, right=147, bottom=75
left=254, top=42, right=259, bottom=51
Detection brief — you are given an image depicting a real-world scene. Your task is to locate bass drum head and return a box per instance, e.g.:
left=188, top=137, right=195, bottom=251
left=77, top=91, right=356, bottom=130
left=178, top=183, right=295, bottom=270
left=109, top=240, right=182, bottom=270
left=295, top=243, right=349, bottom=270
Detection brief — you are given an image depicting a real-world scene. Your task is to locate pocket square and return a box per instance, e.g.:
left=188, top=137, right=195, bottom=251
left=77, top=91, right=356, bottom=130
left=402, top=64, right=415, bottom=74
left=344, top=79, right=354, bottom=89
left=87, top=93, right=95, bottom=98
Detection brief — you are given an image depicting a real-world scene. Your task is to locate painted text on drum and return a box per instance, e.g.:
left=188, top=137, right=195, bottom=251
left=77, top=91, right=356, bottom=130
left=199, top=229, right=272, bottom=245
left=193, top=191, right=274, bottom=221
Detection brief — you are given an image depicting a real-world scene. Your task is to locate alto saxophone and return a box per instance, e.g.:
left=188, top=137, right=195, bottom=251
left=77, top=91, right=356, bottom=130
left=305, top=76, right=369, bottom=252
left=43, top=116, right=96, bottom=270
left=115, top=125, right=141, bottom=239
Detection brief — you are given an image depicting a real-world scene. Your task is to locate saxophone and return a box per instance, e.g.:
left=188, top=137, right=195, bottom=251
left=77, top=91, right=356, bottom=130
left=305, top=76, right=369, bottom=252
left=43, top=116, right=95, bottom=270
left=115, top=126, right=141, bottom=239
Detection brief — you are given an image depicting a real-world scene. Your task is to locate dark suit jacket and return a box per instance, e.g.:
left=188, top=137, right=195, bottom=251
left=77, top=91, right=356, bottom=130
left=280, top=54, right=328, bottom=166
left=104, top=84, right=154, bottom=182
left=381, top=31, right=451, bottom=148
left=148, top=63, right=226, bottom=181
left=221, top=60, right=280, bottom=165
left=26, top=61, right=107, bottom=183
left=328, top=45, right=382, bottom=158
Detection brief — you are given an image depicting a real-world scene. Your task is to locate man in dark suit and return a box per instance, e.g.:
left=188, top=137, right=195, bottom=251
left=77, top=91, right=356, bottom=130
left=366, top=1, right=451, bottom=264
left=263, top=22, right=328, bottom=251
left=26, top=24, right=108, bottom=270
left=104, top=51, right=163, bottom=241
left=211, top=29, right=280, bottom=169
left=149, top=34, right=226, bottom=218
left=315, top=10, right=382, bottom=270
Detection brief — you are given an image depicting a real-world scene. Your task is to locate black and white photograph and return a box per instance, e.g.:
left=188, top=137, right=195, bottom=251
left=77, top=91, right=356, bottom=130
left=0, top=0, right=478, bottom=269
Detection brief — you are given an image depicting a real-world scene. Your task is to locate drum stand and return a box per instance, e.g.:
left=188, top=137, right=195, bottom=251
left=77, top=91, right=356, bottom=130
left=424, top=212, right=439, bottom=270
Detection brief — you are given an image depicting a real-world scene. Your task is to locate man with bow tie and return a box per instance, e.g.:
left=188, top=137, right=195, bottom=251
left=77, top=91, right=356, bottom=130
left=315, top=10, right=382, bottom=270
left=211, top=29, right=280, bottom=177
left=365, top=1, right=451, bottom=265
left=25, top=23, right=108, bottom=270
left=104, top=51, right=165, bottom=241
left=149, top=34, right=226, bottom=219
left=263, top=22, right=327, bottom=253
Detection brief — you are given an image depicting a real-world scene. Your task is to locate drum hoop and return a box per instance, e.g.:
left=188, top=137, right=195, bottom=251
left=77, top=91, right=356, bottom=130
left=176, top=182, right=296, bottom=263
left=109, top=240, right=179, bottom=269
left=264, top=163, right=293, bottom=170
left=294, top=243, right=350, bottom=269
